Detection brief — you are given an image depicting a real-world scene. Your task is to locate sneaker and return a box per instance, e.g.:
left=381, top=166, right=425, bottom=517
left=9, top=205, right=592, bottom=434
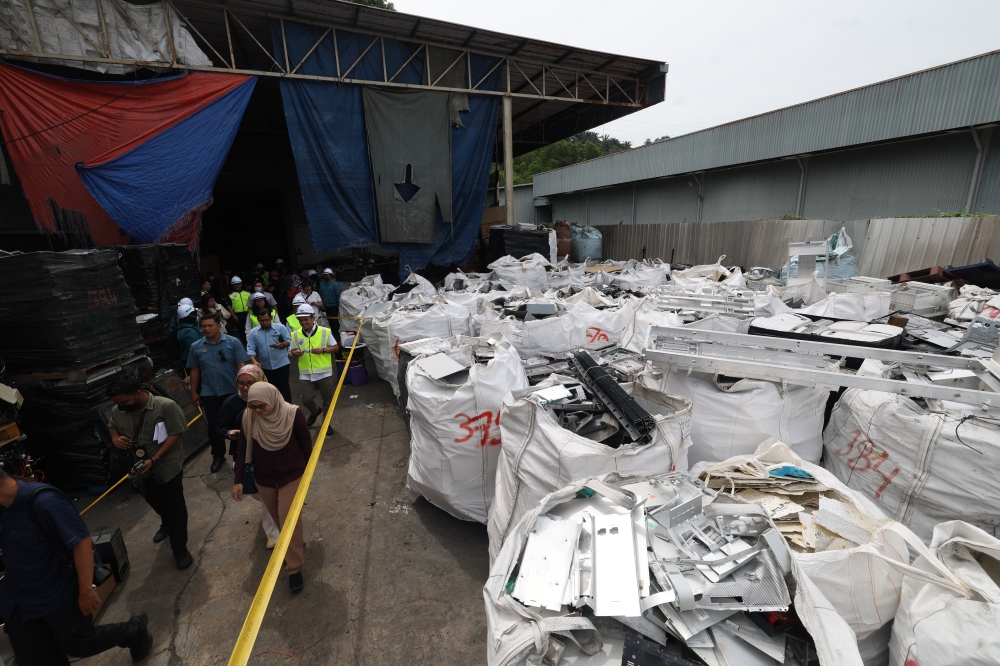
left=266, top=539, right=276, bottom=550
left=129, top=611, right=153, bottom=662
left=175, top=550, right=194, bottom=570
left=210, top=457, right=225, bottom=473
left=153, top=526, right=169, bottom=543
left=306, top=411, right=321, bottom=426
left=288, top=572, right=304, bottom=593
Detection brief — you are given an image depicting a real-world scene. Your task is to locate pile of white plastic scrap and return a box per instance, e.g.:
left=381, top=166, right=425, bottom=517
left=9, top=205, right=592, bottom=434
left=405, top=335, right=529, bottom=523
left=338, top=275, right=395, bottom=332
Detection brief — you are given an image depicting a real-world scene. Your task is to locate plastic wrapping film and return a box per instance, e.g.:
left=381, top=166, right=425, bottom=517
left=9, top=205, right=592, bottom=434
left=117, top=243, right=201, bottom=314
left=16, top=372, right=123, bottom=490
left=0, top=250, right=143, bottom=374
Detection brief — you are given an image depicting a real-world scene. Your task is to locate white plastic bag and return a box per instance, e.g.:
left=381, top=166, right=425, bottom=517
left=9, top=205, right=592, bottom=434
left=607, top=259, right=669, bottom=292
left=619, top=298, right=682, bottom=353
left=393, top=270, right=438, bottom=300
left=796, top=291, right=891, bottom=321
left=662, top=371, right=828, bottom=465
left=487, top=253, right=552, bottom=290
left=339, top=276, right=394, bottom=332
left=824, top=388, right=1000, bottom=541
left=406, top=341, right=529, bottom=523
left=889, top=521, right=998, bottom=666
left=487, top=375, right=692, bottom=561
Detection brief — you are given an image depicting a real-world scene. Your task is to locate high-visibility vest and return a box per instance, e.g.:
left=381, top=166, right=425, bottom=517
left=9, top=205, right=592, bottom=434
left=291, top=326, right=333, bottom=375
left=230, top=291, right=250, bottom=313
left=248, top=309, right=281, bottom=329
left=285, top=313, right=302, bottom=333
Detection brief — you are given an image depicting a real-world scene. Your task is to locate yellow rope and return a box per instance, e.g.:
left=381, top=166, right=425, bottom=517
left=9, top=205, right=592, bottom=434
left=78, top=408, right=204, bottom=516
left=228, top=319, right=363, bottom=666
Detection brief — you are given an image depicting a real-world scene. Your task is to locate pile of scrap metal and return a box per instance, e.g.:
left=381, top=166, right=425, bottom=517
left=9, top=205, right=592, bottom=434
left=515, top=345, right=654, bottom=448
left=495, top=472, right=810, bottom=666
left=697, top=458, right=885, bottom=555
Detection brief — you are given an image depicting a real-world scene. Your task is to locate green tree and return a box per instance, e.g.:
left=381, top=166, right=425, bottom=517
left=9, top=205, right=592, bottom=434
left=345, top=0, right=396, bottom=9
left=643, top=135, right=670, bottom=146
left=568, top=131, right=631, bottom=154
left=510, top=140, right=604, bottom=184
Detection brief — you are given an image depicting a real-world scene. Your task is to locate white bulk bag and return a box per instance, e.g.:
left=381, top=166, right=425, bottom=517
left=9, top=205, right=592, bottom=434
left=371, top=301, right=474, bottom=396
left=487, top=376, right=692, bottom=561
left=339, top=276, right=393, bottom=332
left=824, top=388, right=1000, bottom=542
left=608, top=260, right=669, bottom=292
left=696, top=440, right=967, bottom=666
left=889, top=521, right=999, bottom=666
left=670, top=256, right=745, bottom=290
left=567, top=299, right=641, bottom=347
left=393, top=270, right=438, bottom=300
left=487, top=253, right=551, bottom=290
left=406, top=342, right=529, bottom=523
left=479, top=314, right=576, bottom=357
left=796, top=291, right=891, bottom=321
left=619, top=298, right=682, bottom=352
left=663, top=371, right=828, bottom=465
left=485, top=475, right=635, bottom=666
left=358, top=300, right=394, bottom=379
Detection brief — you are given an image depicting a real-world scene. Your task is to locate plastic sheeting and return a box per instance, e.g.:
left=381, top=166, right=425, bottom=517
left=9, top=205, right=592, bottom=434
left=0, top=64, right=254, bottom=248
left=272, top=20, right=501, bottom=275
left=0, top=0, right=211, bottom=75
left=0, top=249, right=142, bottom=373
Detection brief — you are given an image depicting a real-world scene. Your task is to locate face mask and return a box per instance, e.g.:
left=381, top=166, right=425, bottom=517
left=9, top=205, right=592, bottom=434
left=254, top=287, right=263, bottom=293
left=118, top=399, right=141, bottom=412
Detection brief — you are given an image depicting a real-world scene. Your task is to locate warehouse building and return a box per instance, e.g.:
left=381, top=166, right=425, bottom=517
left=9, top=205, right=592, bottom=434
left=526, top=49, right=1000, bottom=227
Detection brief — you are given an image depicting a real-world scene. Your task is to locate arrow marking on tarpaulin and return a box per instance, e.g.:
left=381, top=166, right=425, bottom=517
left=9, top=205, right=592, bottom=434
left=393, top=163, right=420, bottom=203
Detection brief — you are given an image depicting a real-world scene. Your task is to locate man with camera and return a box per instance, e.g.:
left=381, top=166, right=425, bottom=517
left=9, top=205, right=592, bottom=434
left=0, top=467, right=153, bottom=664
left=107, top=373, right=192, bottom=570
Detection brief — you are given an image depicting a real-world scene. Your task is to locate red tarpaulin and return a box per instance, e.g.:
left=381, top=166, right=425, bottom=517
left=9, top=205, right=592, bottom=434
left=0, top=64, right=253, bottom=247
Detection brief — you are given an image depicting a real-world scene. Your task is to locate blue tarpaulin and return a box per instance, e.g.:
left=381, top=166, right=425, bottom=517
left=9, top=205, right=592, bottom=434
left=272, top=20, right=501, bottom=274
left=76, top=77, right=255, bottom=245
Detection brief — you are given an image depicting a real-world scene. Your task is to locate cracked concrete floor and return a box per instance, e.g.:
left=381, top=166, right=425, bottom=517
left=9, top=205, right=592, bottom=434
left=77, top=368, right=489, bottom=666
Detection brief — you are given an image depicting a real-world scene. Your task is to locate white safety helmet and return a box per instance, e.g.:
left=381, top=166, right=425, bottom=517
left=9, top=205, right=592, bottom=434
left=292, top=294, right=306, bottom=306
left=323, top=268, right=334, bottom=275
left=178, top=297, right=194, bottom=307
left=177, top=303, right=196, bottom=318
left=296, top=304, right=316, bottom=317
left=230, top=276, right=242, bottom=285
left=308, top=269, right=318, bottom=276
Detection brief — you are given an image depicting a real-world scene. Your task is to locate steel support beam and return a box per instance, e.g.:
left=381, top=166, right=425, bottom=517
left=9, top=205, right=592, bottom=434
left=503, top=94, right=515, bottom=227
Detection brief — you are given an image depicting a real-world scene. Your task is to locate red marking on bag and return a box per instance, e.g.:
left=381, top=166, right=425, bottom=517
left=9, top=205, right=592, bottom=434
left=393, top=338, right=413, bottom=357
left=586, top=327, right=609, bottom=343
left=835, top=430, right=900, bottom=498
left=454, top=411, right=501, bottom=447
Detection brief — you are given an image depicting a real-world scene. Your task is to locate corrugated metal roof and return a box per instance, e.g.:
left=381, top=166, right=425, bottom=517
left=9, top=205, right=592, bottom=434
left=535, top=49, right=1000, bottom=197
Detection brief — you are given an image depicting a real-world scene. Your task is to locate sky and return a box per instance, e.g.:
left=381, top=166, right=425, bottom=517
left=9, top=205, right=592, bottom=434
left=398, top=0, right=1000, bottom=146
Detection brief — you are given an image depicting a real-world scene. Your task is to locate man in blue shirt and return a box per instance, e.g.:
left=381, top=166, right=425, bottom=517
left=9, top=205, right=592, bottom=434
left=246, top=310, right=293, bottom=402
left=317, top=268, right=342, bottom=337
left=186, top=313, right=250, bottom=472
left=0, top=468, right=153, bottom=664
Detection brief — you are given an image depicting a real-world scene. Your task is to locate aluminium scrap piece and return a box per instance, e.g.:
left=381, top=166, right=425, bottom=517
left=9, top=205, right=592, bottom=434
left=508, top=473, right=806, bottom=666
left=698, top=458, right=890, bottom=554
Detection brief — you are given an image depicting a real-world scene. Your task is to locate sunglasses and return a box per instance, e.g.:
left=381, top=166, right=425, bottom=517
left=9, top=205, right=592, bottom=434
left=219, top=350, right=227, bottom=363
left=247, top=402, right=268, bottom=412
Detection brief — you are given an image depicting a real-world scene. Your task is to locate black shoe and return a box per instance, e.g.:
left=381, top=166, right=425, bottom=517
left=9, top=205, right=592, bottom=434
left=129, top=611, right=153, bottom=662
left=288, top=572, right=304, bottom=593
left=210, top=457, right=225, bottom=473
left=153, top=526, right=169, bottom=543
left=306, top=411, right=320, bottom=426
left=175, top=550, right=193, bottom=570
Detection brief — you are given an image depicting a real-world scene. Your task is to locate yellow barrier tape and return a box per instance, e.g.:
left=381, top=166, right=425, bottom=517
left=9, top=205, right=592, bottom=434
left=78, top=408, right=204, bottom=516
left=228, top=319, right=362, bottom=666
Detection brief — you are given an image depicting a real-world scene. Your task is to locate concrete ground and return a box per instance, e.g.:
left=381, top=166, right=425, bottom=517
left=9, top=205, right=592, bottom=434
left=77, top=361, right=489, bottom=666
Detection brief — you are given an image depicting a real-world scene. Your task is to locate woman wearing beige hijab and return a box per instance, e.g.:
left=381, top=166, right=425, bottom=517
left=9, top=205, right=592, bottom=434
left=233, top=383, right=312, bottom=592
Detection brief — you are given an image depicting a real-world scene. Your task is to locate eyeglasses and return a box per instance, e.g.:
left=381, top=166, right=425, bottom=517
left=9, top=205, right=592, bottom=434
left=247, top=402, right=268, bottom=412
left=236, top=380, right=256, bottom=389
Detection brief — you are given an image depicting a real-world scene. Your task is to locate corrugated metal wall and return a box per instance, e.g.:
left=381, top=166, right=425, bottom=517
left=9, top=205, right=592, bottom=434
left=596, top=219, right=869, bottom=269
left=498, top=183, right=537, bottom=225
left=702, top=160, right=800, bottom=223
left=534, top=50, right=1000, bottom=197
left=635, top=178, right=700, bottom=224
left=595, top=216, right=1000, bottom=279
left=804, top=133, right=977, bottom=219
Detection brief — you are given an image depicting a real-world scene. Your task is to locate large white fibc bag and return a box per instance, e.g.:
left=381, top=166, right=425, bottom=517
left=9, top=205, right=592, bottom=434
left=372, top=301, right=474, bottom=396
left=340, top=276, right=393, bottom=332
left=359, top=301, right=394, bottom=379
left=480, top=314, right=577, bottom=357
left=607, top=259, right=669, bottom=292
left=485, top=475, right=634, bottom=666
left=406, top=342, right=529, bottom=523
left=393, top=270, right=437, bottom=300
left=487, top=254, right=551, bottom=290
left=487, top=376, right=692, bottom=561
left=696, top=440, right=966, bottom=666
left=619, top=298, right=682, bottom=352
left=889, top=521, right=998, bottom=666
left=796, top=291, right=891, bottom=321
left=662, top=370, right=829, bottom=465
left=824, top=388, right=1000, bottom=542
